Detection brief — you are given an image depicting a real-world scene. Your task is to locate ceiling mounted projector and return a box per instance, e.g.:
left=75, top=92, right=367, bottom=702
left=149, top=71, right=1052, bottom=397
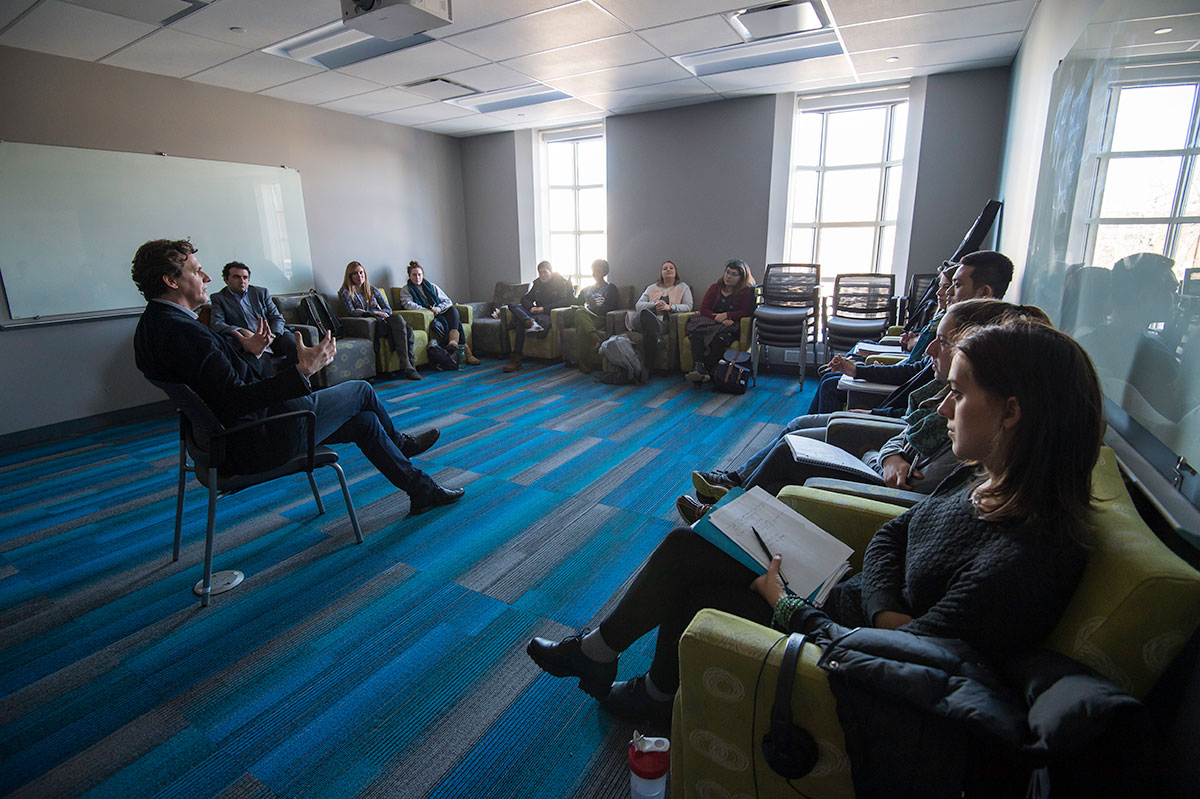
left=341, top=0, right=452, bottom=41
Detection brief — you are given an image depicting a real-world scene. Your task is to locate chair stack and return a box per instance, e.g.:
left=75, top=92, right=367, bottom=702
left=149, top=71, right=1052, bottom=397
left=751, top=263, right=820, bottom=388
left=822, top=273, right=896, bottom=359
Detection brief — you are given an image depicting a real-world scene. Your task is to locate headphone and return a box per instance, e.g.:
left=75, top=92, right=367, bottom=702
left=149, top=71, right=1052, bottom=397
left=761, top=633, right=820, bottom=780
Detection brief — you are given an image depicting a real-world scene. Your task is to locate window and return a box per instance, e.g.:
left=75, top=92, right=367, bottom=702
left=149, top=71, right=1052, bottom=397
left=542, top=126, right=606, bottom=286
left=1085, top=82, right=1200, bottom=280
left=786, top=100, right=908, bottom=287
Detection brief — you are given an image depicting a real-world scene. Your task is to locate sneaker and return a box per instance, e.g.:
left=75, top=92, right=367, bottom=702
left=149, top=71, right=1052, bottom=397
left=676, top=495, right=712, bottom=525
left=692, top=470, right=739, bottom=502
left=529, top=321, right=544, bottom=333
left=686, top=370, right=705, bottom=383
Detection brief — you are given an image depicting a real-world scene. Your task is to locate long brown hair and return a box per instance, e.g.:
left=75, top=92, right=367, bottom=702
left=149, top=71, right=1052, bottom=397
left=340, top=261, right=377, bottom=309
left=720, top=259, right=751, bottom=294
left=943, top=299, right=1051, bottom=339
left=954, top=321, right=1103, bottom=545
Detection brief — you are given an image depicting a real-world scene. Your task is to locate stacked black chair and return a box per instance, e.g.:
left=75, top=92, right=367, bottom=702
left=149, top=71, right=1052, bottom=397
left=821, top=273, right=896, bottom=360
left=751, top=263, right=820, bottom=388
left=153, top=380, right=363, bottom=607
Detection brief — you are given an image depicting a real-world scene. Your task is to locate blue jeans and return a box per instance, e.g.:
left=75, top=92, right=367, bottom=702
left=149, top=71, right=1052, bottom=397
left=288, top=380, right=437, bottom=498
left=808, top=372, right=846, bottom=414
left=732, top=413, right=832, bottom=481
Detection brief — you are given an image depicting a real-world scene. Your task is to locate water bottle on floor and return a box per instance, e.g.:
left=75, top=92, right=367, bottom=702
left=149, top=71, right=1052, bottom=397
left=628, top=730, right=670, bottom=799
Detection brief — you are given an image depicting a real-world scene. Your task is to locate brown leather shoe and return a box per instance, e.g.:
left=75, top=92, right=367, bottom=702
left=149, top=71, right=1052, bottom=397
left=676, top=495, right=712, bottom=525
left=503, top=354, right=522, bottom=372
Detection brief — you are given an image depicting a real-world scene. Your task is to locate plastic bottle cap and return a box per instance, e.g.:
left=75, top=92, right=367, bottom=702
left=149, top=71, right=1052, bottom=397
left=628, top=731, right=670, bottom=779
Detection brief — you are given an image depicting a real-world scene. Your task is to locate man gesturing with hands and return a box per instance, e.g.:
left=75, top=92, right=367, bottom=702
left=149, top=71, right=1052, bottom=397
left=132, top=239, right=463, bottom=515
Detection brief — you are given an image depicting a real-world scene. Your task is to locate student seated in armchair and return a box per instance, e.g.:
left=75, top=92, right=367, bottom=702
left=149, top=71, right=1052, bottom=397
left=526, top=318, right=1102, bottom=735
left=504, top=260, right=575, bottom=372
left=571, top=258, right=619, bottom=374
left=397, top=260, right=480, bottom=366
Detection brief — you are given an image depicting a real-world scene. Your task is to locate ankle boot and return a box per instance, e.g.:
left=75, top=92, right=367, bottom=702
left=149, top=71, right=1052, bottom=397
left=464, top=344, right=481, bottom=365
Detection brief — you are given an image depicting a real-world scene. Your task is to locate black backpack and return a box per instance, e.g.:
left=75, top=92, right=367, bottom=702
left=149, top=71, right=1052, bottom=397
left=713, top=349, right=751, bottom=394
left=299, top=290, right=344, bottom=339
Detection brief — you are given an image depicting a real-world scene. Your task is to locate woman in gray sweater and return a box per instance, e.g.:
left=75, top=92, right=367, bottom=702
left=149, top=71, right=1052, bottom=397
left=527, top=319, right=1104, bottom=732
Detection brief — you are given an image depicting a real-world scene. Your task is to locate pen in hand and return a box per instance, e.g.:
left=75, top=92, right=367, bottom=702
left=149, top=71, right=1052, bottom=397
left=751, top=526, right=789, bottom=587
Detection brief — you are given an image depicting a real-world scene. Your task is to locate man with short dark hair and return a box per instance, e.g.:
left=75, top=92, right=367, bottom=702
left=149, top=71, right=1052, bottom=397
left=131, top=239, right=464, bottom=514
left=948, top=250, right=1014, bottom=304
left=209, top=260, right=298, bottom=366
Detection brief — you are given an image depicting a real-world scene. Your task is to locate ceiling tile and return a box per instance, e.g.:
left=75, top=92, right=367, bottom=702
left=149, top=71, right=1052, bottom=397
left=582, top=77, right=719, bottom=111
left=848, top=30, right=1023, bottom=72
left=170, top=0, right=339, bottom=49
left=259, top=70, right=383, bottom=104
left=484, top=96, right=602, bottom=124
left=440, top=62, right=533, bottom=93
left=336, top=39, right=486, bottom=86
left=593, top=0, right=744, bottom=31
left=101, top=28, right=247, bottom=78
left=698, top=53, right=858, bottom=92
left=371, top=102, right=476, bottom=125
left=446, top=1, right=626, bottom=62
left=828, top=0, right=1004, bottom=27
left=0, top=0, right=156, bottom=61
left=188, top=50, right=322, bottom=92
left=635, top=15, right=743, bottom=56
left=1076, top=12, right=1200, bottom=53
left=0, top=1, right=37, bottom=30
left=63, top=0, right=190, bottom=25
left=543, top=58, right=692, bottom=95
left=414, top=114, right=512, bottom=135
left=318, top=87, right=429, bottom=115
left=501, top=33, right=661, bottom=81
left=839, top=0, right=1035, bottom=53
left=424, top=0, right=569, bottom=39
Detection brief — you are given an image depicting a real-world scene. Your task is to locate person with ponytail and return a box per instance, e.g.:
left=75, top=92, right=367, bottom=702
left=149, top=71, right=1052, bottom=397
left=397, top=260, right=480, bottom=366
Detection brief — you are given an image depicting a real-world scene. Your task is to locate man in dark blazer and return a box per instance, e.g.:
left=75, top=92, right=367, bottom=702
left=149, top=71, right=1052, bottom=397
left=209, top=261, right=299, bottom=366
left=131, top=238, right=464, bottom=514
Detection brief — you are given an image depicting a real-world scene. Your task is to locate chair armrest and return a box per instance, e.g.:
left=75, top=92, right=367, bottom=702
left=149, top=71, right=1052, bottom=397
left=288, top=323, right=321, bottom=346
left=605, top=308, right=627, bottom=336
left=551, top=306, right=577, bottom=330
left=338, top=317, right=376, bottom=340
left=885, top=325, right=905, bottom=337
left=211, top=408, right=318, bottom=471
left=399, top=309, right=434, bottom=331
left=801, top=477, right=926, bottom=509
left=775, top=485, right=905, bottom=571
left=456, top=303, right=473, bottom=325
left=674, top=609, right=850, bottom=795
left=864, top=353, right=905, bottom=365
left=463, top=301, right=491, bottom=319
left=824, top=415, right=906, bottom=459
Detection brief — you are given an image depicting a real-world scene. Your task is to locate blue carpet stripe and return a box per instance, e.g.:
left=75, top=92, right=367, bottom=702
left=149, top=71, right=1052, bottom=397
left=0, top=365, right=814, bottom=798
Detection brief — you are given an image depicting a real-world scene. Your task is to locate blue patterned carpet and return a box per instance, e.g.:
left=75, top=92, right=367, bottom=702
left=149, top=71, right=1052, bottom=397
left=0, top=361, right=813, bottom=798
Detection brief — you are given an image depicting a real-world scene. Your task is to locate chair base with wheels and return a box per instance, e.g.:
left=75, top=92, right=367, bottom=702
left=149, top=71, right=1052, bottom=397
left=155, top=381, right=363, bottom=607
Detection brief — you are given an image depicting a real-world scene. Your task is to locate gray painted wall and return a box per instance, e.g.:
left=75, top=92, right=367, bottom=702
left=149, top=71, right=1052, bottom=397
left=606, top=96, right=779, bottom=291
left=0, top=45, right=468, bottom=437
left=906, top=67, right=1012, bottom=293
left=462, top=131, right=522, bottom=299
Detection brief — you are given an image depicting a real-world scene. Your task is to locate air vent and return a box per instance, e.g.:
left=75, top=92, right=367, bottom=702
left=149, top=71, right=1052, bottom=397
left=404, top=78, right=475, bottom=100
left=730, top=2, right=824, bottom=42
left=62, top=0, right=209, bottom=26
left=264, top=20, right=432, bottom=69
left=449, top=84, right=570, bottom=114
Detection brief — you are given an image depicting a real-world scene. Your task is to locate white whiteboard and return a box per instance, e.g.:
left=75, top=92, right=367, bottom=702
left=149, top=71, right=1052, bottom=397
left=0, top=142, right=314, bottom=319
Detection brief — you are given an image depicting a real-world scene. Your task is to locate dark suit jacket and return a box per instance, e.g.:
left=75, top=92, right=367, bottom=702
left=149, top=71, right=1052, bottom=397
left=210, top=285, right=287, bottom=337
left=134, top=300, right=310, bottom=472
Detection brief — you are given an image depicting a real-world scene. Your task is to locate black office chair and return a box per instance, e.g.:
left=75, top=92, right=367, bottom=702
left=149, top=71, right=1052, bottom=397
left=751, top=264, right=820, bottom=388
left=900, top=272, right=938, bottom=331
left=822, top=273, right=896, bottom=360
left=152, top=380, right=363, bottom=607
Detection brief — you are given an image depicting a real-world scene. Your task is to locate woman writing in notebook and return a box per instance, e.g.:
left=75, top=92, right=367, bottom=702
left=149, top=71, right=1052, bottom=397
left=527, top=318, right=1103, bottom=733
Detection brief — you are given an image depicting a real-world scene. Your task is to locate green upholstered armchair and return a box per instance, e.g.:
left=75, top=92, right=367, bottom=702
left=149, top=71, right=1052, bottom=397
left=560, top=284, right=637, bottom=366
left=675, top=312, right=753, bottom=373
left=671, top=448, right=1200, bottom=798
left=602, top=307, right=683, bottom=373
left=388, top=288, right=471, bottom=367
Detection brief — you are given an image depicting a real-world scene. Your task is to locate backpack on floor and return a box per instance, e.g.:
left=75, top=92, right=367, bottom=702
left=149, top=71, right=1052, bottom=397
left=713, top=349, right=751, bottom=394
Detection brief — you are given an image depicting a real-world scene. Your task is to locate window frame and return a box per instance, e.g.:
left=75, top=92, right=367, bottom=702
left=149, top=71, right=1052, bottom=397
left=785, top=97, right=908, bottom=286
left=540, top=124, right=606, bottom=287
left=1081, top=78, right=1200, bottom=278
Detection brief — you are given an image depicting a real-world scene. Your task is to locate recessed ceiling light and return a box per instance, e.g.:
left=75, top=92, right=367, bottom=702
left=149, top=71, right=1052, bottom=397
left=886, top=56, right=900, bottom=63
left=1154, top=27, right=1174, bottom=35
